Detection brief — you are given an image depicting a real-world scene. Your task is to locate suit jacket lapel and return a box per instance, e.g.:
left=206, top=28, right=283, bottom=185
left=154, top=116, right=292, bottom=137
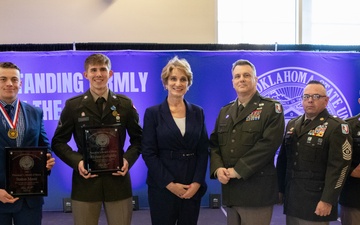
left=21, top=102, right=29, bottom=147
left=160, top=99, right=186, bottom=145
left=183, top=100, right=196, bottom=148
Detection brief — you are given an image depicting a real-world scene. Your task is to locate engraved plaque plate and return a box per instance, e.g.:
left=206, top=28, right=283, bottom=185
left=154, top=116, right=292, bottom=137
left=83, top=125, right=123, bottom=174
left=6, top=147, right=48, bottom=196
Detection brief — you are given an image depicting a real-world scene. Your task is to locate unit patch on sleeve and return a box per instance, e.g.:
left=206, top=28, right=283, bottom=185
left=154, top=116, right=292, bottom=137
left=341, top=124, right=349, bottom=134
left=275, top=103, right=282, bottom=113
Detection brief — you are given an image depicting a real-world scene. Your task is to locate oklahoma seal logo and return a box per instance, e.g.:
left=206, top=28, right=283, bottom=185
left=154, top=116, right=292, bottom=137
left=96, top=133, right=110, bottom=147
left=257, top=67, right=352, bottom=122
left=19, top=155, right=34, bottom=170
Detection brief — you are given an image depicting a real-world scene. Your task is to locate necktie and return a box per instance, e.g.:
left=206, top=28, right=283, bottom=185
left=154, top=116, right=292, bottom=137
left=237, top=104, right=244, bottom=117
left=301, top=119, right=311, bottom=132
left=5, top=105, right=14, bottom=120
left=96, top=97, right=105, bottom=115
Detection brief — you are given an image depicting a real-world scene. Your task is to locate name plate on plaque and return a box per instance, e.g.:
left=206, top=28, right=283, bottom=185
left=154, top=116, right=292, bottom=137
left=83, top=125, right=123, bottom=174
left=6, top=147, right=48, bottom=197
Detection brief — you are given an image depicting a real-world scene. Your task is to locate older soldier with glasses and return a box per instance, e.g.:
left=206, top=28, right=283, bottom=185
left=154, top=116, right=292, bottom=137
left=277, top=80, right=352, bottom=225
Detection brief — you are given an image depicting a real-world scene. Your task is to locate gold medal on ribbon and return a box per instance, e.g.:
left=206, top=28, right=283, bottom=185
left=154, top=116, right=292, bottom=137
left=8, top=128, right=18, bottom=139
left=112, top=110, right=118, bottom=117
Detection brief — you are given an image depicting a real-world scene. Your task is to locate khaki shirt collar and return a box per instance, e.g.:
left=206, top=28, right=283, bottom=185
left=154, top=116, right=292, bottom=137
left=89, top=89, right=109, bottom=102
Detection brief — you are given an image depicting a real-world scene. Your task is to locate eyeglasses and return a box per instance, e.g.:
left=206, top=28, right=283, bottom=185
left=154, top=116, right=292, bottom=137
left=302, top=94, right=327, bottom=100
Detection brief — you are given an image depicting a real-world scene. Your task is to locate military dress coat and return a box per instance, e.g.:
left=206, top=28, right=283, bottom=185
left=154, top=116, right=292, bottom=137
left=210, top=91, right=285, bottom=207
left=51, top=89, right=142, bottom=202
left=277, top=109, right=352, bottom=222
left=339, top=113, right=360, bottom=208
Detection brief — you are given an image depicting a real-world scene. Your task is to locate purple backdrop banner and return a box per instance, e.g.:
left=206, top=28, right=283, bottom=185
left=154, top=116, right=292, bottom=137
left=0, top=50, right=359, bottom=210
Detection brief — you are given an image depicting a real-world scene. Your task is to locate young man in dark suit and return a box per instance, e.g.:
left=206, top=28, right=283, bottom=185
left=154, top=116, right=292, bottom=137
left=0, top=62, right=55, bottom=225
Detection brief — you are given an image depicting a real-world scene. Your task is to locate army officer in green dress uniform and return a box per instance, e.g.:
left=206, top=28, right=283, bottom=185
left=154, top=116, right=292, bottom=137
left=210, top=59, right=285, bottom=225
left=277, top=80, right=352, bottom=225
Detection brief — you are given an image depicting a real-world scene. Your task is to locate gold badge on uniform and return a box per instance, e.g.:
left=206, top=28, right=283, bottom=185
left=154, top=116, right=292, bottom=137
left=287, top=127, right=294, bottom=135
left=111, top=106, right=117, bottom=116
left=111, top=105, right=121, bottom=122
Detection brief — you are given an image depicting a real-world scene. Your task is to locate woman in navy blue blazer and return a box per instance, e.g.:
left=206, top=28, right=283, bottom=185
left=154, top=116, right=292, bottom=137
left=142, top=56, right=209, bottom=225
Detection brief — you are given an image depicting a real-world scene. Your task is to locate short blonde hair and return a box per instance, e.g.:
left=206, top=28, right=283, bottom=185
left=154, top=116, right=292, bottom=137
left=161, top=56, right=193, bottom=88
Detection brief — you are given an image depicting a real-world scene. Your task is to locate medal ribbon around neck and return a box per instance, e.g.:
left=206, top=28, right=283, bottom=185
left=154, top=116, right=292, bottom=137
left=0, top=99, right=20, bottom=139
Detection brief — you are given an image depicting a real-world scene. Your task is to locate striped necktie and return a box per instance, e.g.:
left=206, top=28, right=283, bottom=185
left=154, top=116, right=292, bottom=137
left=5, top=104, right=14, bottom=120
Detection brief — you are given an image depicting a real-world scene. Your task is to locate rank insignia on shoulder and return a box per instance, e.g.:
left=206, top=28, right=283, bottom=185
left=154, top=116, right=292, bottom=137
left=341, top=124, right=349, bottom=134
left=275, top=103, right=282, bottom=113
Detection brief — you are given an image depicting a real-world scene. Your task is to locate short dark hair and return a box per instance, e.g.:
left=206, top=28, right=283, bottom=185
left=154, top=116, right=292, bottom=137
left=231, top=59, right=256, bottom=76
left=0, top=62, right=21, bottom=72
left=307, top=80, right=325, bottom=88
